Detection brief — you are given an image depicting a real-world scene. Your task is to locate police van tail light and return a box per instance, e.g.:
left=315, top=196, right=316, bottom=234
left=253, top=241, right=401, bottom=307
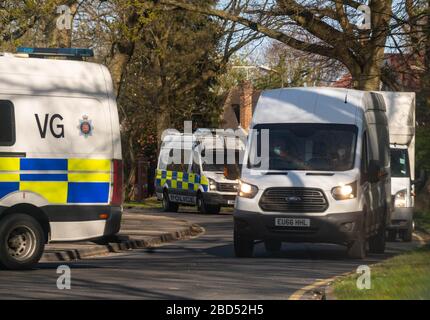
left=111, top=160, right=124, bottom=206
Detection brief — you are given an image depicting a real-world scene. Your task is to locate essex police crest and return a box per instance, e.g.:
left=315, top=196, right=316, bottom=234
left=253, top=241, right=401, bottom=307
left=78, top=115, right=93, bottom=138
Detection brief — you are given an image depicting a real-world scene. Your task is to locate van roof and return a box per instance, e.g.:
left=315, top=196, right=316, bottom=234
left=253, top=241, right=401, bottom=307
left=0, top=55, right=112, bottom=98
left=252, top=87, right=368, bottom=127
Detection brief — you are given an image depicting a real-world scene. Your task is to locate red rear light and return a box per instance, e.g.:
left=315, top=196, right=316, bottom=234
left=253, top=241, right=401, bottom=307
left=111, top=159, right=123, bottom=206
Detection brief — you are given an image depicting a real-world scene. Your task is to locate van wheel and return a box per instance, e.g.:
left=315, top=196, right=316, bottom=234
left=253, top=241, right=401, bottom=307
left=265, top=240, right=282, bottom=253
left=387, top=230, right=397, bottom=242
left=369, top=222, right=386, bottom=254
left=162, top=191, right=179, bottom=212
left=400, top=221, right=413, bottom=242
left=0, top=214, right=45, bottom=270
left=347, top=223, right=366, bottom=259
left=197, top=194, right=219, bottom=214
left=234, top=222, right=254, bottom=258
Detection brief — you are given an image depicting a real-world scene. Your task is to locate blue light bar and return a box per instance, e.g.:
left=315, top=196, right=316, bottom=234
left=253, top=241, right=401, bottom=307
left=16, top=47, right=94, bottom=58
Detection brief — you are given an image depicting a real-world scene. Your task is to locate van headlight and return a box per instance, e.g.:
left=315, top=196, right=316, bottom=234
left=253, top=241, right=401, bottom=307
left=238, top=181, right=258, bottom=198
left=394, top=189, right=407, bottom=208
left=332, top=182, right=357, bottom=200
left=208, top=178, right=217, bottom=191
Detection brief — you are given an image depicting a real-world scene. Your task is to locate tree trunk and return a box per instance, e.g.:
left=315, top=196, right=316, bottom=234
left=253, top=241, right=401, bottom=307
left=126, top=133, right=137, bottom=201
left=108, top=41, right=136, bottom=99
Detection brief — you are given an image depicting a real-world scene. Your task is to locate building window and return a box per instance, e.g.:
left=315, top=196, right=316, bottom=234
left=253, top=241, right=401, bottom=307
left=0, top=100, right=15, bottom=146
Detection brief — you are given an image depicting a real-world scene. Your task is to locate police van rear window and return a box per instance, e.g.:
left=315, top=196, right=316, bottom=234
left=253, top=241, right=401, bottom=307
left=0, top=100, right=15, bottom=146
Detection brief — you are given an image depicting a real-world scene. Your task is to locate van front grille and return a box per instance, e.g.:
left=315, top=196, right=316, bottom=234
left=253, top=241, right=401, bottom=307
left=259, top=188, right=328, bottom=213
left=217, top=183, right=238, bottom=193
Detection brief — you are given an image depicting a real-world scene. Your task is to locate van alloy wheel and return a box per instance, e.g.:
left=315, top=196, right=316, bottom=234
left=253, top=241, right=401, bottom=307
left=0, top=214, right=45, bottom=270
left=7, top=226, right=37, bottom=261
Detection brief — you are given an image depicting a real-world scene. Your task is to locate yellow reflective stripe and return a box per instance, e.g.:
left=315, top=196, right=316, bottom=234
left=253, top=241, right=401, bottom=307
left=166, top=171, right=172, bottom=178
left=177, top=172, right=183, bottom=181
left=193, top=184, right=199, bottom=191
left=161, top=178, right=166, bottom=186
left=156, top=170, right=162, bottom=178
left=201, top=175, right=209, bottom=186
left=68, top=159, right=111, bottom=172
left=68, top=173, right=110, bottom=183
left=0, top=174, right=20, bottom=182
left=188, top=174, right=195, bottom=184
left=171, top=180, right=177, bottom=189
left=20, top=182, right=68, bottom=204
left=0, top=158, right=20, bottom=172
left=182, top=182, right=188, bottom=190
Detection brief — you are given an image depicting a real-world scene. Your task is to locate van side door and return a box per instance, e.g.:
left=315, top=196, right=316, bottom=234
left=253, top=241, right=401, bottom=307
left=0, top=100, right=20, bottom=204
left=360, top=131, right=373, bottom=235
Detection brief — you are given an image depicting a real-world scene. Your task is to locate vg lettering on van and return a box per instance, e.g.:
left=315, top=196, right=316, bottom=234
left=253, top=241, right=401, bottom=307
left=35, top=114, right=65, bottom=138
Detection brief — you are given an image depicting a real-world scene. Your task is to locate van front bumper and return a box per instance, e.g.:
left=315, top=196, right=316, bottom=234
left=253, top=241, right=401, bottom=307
left=234, top=209, right=363, bottom=245
left=203, top=193, right=236, bottom=207
left=388, top=207, right=413, bottom=230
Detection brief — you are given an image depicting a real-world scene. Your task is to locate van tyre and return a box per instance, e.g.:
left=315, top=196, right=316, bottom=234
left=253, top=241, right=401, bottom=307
left=387, top=230, right=397, bottom=242
left=0, top=214, right=45, bottom=270
left=197, top=194, right=220, bottom=214
left=400, top=221, right=413, bottom=242
left=265, top=240, right=282, bottom=253
left=162, top=191, right=179, bottom=212
left=369, top=222, right=386, bottom=254
left=234, top=222, right=254, bottom=258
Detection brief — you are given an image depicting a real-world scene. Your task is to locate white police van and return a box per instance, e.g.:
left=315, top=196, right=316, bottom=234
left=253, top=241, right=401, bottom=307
left=0, top=48, right=123, bottom=270
left=156, top=130, right=245, bottom=214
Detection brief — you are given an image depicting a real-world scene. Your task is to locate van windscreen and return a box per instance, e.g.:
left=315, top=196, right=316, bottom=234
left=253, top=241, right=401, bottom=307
left=202, top=149, right=243, bottom=172
left=248, top=123, right=358, bottom=172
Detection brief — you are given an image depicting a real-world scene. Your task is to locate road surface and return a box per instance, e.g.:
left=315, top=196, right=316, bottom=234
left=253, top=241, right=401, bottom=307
left=0, top=209, right=421, bottom=299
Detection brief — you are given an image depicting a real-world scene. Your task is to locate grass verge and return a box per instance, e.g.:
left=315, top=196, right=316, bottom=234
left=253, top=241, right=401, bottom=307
left=124, top=197, right=162, bottom=209
left=332, top=210, right=430, bottom=300
left=332, top=245, right=430, bottom=299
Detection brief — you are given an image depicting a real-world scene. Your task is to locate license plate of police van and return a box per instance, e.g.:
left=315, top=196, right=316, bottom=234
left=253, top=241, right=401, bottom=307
left=227, top=200, right=235, bottom=205
left=275, top=218, right=310, bottom=227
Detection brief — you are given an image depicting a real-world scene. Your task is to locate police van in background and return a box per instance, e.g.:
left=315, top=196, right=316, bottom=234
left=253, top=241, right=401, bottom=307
left=0, top=48, right=123, bottom=270
left=156, top=130, right=245, bottom=214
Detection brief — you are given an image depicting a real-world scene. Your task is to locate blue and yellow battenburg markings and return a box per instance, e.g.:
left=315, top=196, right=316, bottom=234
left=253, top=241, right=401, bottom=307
left=0, top=158, right=111, bottom=204
left=155, top=170, right=209, bottom=192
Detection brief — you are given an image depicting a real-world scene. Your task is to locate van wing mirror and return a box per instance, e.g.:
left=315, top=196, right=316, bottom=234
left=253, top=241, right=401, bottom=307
left=412, top=169, right=427, bottom=188
left=368, top=160, right=382, bottom=183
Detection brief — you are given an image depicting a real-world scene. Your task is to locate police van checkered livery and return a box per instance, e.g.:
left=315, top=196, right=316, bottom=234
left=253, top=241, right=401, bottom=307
left=156, top=131, right=244, bottom=214
left=0, top=48, right=123, bottom=270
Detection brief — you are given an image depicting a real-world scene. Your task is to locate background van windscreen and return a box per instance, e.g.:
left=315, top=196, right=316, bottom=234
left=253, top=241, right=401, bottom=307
left=249, top=123, right=358, bottom=171
left=202, top=149, right=243, bottom=172
left=0, top=100, right=15, bottom=146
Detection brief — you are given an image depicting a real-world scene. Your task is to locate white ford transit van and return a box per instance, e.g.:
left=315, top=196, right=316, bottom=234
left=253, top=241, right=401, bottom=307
left=234, top=88, right=391, bottom=259
left=0, top=48, right=123, bottom=269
